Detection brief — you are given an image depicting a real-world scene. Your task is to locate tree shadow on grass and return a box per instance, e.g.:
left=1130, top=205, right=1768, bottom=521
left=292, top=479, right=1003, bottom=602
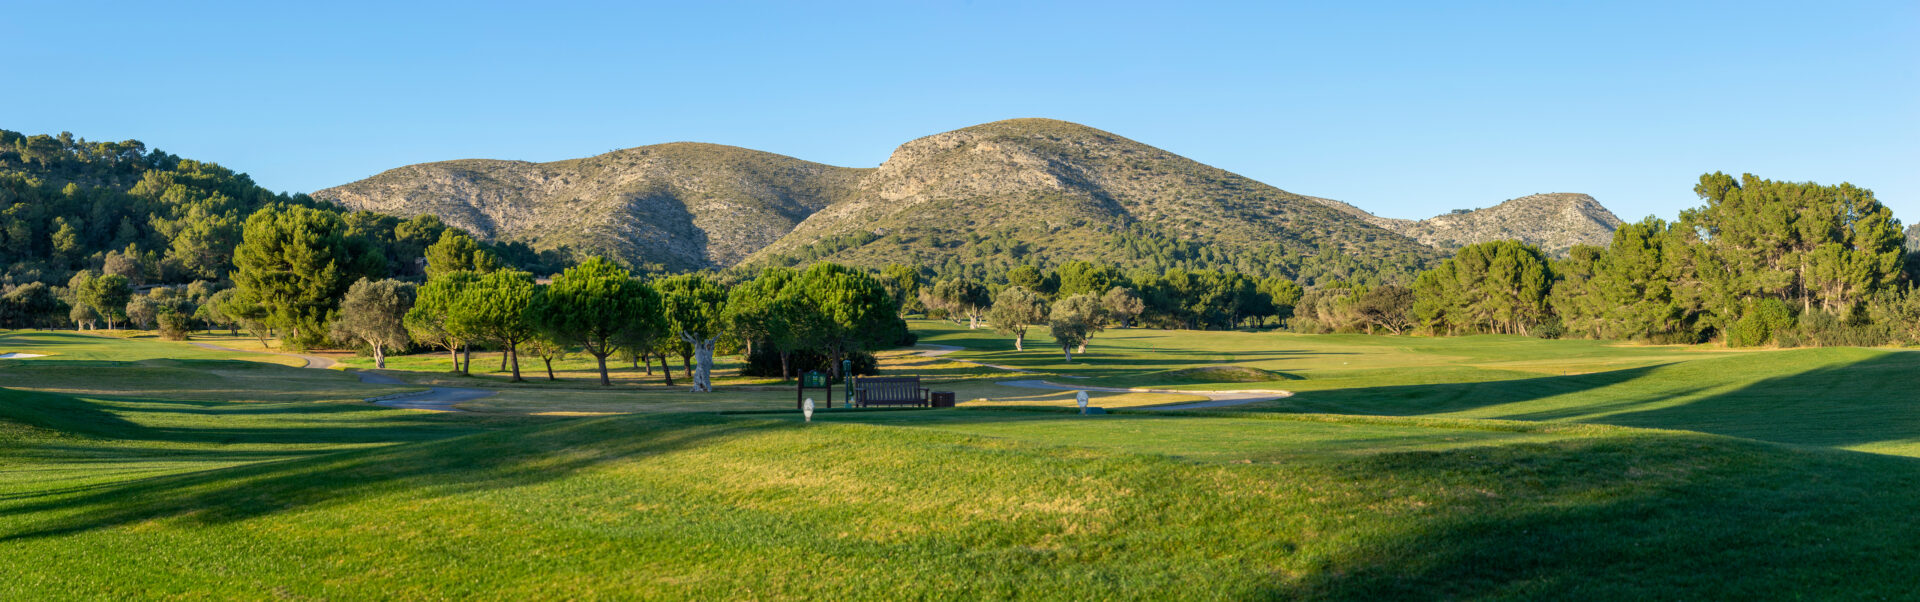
left=0, top=387, right=496, bottom=446
left=1263, top=364, right=1673, bottom=416
left=1595, top=350, right=1920, bottom=450
left=1256, top=434, right=1920, bottom=598
left=0, top=413, right=769, bottom=543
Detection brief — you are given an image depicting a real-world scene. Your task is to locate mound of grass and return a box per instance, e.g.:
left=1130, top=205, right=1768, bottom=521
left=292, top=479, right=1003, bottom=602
left=1145, top=365, right=1300, bottom=384
left=8, top=400, right=1920, bottom=598
left=9, top=329, right=1920, bottom=597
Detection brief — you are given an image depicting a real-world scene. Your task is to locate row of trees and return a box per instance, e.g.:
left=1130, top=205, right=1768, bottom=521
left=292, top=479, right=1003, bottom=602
left=324, top=258, right=910, bottom=388
left=902, top=260, right=1306, bottom=332
left=1399, top=173, right=1920, bottom=346
left=0, top=129, right=567, bottom=292
left=978, top=285, right=1114, bottom=360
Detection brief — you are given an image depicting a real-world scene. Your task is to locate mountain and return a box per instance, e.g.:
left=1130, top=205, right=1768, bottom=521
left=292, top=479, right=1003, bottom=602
left=745, top=119, right=1439, bottom=282
left=1310, top=193, right=1623, bottom=255
left=316, top=119, right=1445, bottom=283
left=315, top=143, right=866, bottom=271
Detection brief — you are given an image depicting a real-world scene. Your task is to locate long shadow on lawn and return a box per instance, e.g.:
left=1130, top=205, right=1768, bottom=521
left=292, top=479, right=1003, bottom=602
left=0, top=413, right=761, bottom=543
left=1267, top=349, right=1920, bottom=454
left=0, top=388, right=489, bottom=445
left=1258, top=434, right=1920, bottom=598
left=1265, top=364, right=1671, bottom=416
left=1597, top=350, right=1920, bottom=450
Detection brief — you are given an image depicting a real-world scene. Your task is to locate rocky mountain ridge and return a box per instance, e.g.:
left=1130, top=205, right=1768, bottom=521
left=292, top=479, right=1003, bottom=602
left=1310, top=193, right=1623, bottom=255
left=315, top=119, right=1623, bottom=277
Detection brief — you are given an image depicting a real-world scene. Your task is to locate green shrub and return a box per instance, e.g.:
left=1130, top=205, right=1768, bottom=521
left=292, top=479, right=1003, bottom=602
left=156, top=310, right=193, bottom=341
left=1778, top=310, right=1891, bottom=348
left=1727, top=299, right=1794, bottom=347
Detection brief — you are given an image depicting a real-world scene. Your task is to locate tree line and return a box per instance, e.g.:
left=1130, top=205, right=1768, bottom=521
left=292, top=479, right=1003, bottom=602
left=0, top=129, right=566, bottom=300
left=1384, top=173, right=1919, bottom=346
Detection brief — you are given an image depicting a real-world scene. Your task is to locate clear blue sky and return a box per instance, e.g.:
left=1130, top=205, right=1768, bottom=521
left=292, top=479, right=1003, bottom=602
left=6, top=1, right=1915, bottom=222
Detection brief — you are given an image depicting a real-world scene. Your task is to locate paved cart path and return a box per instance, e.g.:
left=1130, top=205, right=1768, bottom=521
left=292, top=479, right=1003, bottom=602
left=188, top=341, right=491, bottom=412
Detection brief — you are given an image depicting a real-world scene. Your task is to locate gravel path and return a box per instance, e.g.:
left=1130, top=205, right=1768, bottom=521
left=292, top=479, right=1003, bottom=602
left=915, top=344, right=1292, bottom=410
left=187, top=341, right=490, bottom=412
left=189, top=342, right=336, bottom=369
left=357, top=371, right=493, bottom=412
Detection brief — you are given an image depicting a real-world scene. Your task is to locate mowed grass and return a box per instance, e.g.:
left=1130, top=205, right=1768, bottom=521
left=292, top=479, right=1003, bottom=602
left=7, top=329, right=1920, bottom=597
left=915, top=320, right=1920, bottom=456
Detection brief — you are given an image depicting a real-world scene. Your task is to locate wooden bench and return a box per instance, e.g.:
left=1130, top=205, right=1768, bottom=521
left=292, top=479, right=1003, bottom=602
left=852, top=377, right=930, bottom=407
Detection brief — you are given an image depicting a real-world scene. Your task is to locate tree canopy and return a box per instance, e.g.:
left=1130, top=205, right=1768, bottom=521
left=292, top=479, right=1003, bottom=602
left=331, top=278, right=416, bottom=368
left=534, top=257, right=663, bottom=386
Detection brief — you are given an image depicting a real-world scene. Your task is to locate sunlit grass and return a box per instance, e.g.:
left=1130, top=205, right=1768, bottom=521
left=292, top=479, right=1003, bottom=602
left=7, top=328, right=1920, bottom=597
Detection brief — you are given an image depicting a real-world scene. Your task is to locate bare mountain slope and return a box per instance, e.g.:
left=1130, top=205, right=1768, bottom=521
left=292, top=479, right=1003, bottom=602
left=747, top=119, right=1439, bottom=279
left=315, top=143, right=867, bottom=270
left=1311, top=193, right=1623, bottom=255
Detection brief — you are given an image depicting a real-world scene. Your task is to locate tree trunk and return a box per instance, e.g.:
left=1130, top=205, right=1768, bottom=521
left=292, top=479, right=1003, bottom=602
left=448, top=345, right=460, bottom=373
left=461, top=344, right=472, bottom=376
left=659, top=355, right=675, bottom=386
left=779, top=351, right=791, bottom=379
left=374, top=344, right=386, bottom=369
left=1014, top=330, right=1024, bottom=351
left=543, top=357, right=555, bottom=380
left=594, top=353, right=611, bottom=386
left=682, top=356, right=693, bottom=381
left=507, top=341, right=523, bottom=383
left=642, top=351, right=653, bottom=374
left=1076, top=341, right=1087, bottom=354
left=499, top=349, right=509, bottom=372
left=691, top=337, right=717, bottom=393
left=1062, top=346, right=1073, bottom=362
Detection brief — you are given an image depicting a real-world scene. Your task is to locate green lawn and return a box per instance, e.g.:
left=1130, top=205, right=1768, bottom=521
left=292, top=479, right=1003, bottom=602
left=915, top=320, right=1920, bottom=456
left=5, top=328, right=1920, bottom=598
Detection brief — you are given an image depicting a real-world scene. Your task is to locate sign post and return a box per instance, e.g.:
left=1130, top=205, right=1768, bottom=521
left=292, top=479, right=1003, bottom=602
left=798, top=371, right=831, bottom=410
left=841, top=359, right=854, bottom=407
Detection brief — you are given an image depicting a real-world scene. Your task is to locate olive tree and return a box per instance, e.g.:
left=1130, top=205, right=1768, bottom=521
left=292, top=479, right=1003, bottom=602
left=1053, top=293, right=1108, bottom=353
left=987, top=286, right=1048, bottom=351
left=1048, top=312, right=1093, bottom=362
left=656, top=273, right=729, bottom=392
left=330, top=278, right=417, bottom=369
left=1102, top=286, right=1145, bottom=328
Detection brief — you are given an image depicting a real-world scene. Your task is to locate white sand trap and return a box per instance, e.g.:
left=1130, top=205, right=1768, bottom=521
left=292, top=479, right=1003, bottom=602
left=0, top=353, right=46, bottom=359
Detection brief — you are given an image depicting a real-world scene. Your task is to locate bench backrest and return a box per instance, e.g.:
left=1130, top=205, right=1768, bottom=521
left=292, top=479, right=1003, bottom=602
left=857, top=377, right=922, bottom=400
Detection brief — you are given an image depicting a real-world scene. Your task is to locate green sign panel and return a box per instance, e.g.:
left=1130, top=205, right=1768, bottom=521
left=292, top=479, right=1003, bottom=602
left=802, top=371, right=828, bottom=388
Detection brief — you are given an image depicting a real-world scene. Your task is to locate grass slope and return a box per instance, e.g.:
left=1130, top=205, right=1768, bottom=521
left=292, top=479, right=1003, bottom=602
left=909, top=320, right=1920, bottom=456
left=6, top=330, right=1920, bottom=598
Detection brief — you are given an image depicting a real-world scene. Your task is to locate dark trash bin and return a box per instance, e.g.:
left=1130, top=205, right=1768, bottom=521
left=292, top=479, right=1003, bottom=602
left=930, top=391, right=956, bottom=408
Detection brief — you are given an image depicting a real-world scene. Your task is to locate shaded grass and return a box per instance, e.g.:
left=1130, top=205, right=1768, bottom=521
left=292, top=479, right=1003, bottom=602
left=7, top=404, right=1920, bottom=598
left=7, top=329, right=1920, bottom=597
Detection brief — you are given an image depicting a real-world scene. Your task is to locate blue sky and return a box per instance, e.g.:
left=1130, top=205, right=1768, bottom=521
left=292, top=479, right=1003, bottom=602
left=5, top=1, right=1915, bottom=222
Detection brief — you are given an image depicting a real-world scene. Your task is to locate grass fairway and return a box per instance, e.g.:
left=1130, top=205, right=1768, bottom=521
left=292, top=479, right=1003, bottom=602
left=6, top=329, right=1920, bottom=598
left=913, top=320, right=1920, bottom=456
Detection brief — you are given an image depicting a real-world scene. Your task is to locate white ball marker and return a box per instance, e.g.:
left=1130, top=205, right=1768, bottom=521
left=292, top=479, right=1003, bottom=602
left=1076, top=391, right=1090, bottom=414
left=803, top=398, right=815, bottom=422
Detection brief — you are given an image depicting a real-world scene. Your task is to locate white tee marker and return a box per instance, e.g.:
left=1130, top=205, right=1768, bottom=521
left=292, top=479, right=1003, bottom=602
left=1076, top=391, right=1090, bottom=414
left=803, top=398, right=815, bottom=422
